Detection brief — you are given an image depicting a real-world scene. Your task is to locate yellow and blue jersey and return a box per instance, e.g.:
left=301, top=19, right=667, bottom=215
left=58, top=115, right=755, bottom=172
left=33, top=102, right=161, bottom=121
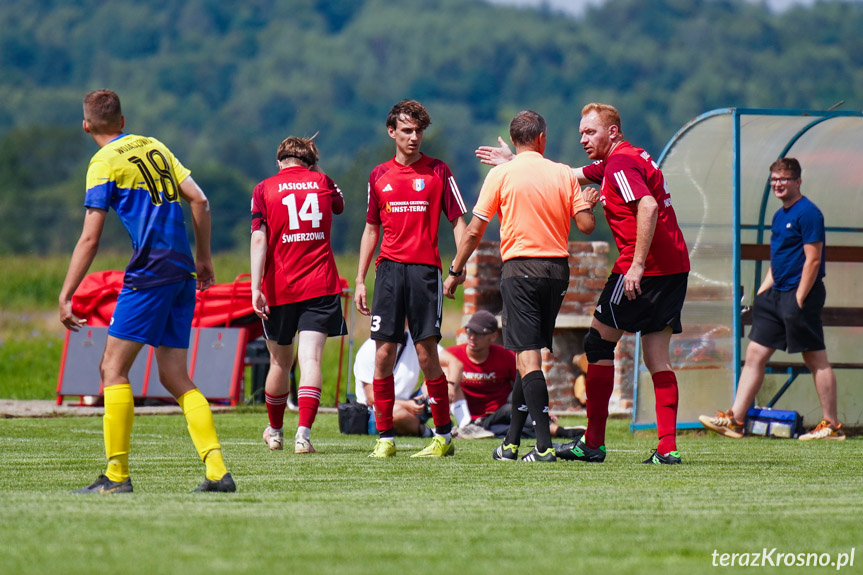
left=84, top=133, right=196, bottom=289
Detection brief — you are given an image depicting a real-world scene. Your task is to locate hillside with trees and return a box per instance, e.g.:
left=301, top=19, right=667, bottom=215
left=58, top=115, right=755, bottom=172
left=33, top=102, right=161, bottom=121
left=1, top=0, right=861, bottom=255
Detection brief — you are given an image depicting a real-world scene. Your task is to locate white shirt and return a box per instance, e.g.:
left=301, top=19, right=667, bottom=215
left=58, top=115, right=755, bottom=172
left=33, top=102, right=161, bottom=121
left=353, top=333, right=443, bottom=404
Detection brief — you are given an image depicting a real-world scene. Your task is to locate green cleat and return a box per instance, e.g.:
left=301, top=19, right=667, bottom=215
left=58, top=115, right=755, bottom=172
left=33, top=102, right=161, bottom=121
left=410, top=435, right=454, bottom=458
left=368, top=438, right=397, bottom=458
left=642, top=449, right=682, bottom=465
left=73, top=474, right=133, bottom=494
left=555, top=438, right=607, bottom=463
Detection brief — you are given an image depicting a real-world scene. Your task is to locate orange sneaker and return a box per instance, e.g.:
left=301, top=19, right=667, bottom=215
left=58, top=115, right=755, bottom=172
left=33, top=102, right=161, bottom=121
left=799, top=420, right=846, bottom=441
left=698, top=409, right=744, bottom=439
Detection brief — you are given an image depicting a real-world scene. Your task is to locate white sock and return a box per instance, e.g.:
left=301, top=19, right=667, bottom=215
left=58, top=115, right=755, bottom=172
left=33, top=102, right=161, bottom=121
left=451, top=399, right=471, bottom=427
left=296, top=426, right=310, bottom=440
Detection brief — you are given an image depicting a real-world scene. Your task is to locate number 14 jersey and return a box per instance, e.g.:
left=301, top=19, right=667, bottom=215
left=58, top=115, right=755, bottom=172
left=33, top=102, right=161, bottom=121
left=251, top=165, right=345, bottom=305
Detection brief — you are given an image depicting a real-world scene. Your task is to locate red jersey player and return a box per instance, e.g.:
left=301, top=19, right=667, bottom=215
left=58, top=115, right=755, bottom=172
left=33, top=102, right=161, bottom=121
left=476, top=103, right=690, bottom=465
left=251, top=136, right=346, bottom=455
left=354, top=99, right=467, bottom=458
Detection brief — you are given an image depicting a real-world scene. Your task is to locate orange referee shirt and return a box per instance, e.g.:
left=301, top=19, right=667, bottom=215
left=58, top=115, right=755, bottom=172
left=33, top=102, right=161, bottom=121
left=473, top=151, right=592, bottom=261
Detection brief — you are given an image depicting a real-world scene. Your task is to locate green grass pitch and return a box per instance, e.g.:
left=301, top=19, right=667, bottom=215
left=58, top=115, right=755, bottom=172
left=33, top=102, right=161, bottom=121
left=0, top=412, right=858, bottom=575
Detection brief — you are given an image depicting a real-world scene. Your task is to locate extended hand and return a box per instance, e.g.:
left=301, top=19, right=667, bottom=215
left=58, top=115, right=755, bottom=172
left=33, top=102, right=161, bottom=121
left=475, top=136, right=514, bottom=166
left=584, top=186, right=600, bottom=207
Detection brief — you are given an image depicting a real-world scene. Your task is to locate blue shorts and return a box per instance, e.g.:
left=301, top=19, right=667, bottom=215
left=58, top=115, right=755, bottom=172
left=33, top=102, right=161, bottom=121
left=109, top=280, right=196, bottom=348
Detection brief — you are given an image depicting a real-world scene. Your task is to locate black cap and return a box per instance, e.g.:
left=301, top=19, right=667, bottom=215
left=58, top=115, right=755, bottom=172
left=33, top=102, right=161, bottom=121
left=465, top=310, right=498, bottom=334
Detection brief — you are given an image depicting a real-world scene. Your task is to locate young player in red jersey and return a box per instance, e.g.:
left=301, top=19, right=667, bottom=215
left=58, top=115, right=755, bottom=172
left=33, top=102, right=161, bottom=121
left=355, top=100, right=467, bottom=458
left=251, top=136, right=346, bottom=454
left=476, top=103, right=690, bottom=465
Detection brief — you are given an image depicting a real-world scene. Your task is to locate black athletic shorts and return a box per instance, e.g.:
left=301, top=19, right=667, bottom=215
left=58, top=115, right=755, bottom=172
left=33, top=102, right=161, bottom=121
left=748, top=281, right=826, bottom=353
left=500, top=257, right=568, bottom=352
left=370, top=259, right=442, bottom=344
left=262, top=293, right=347, bottom=346
left=593, top=272, right=688, bottom=334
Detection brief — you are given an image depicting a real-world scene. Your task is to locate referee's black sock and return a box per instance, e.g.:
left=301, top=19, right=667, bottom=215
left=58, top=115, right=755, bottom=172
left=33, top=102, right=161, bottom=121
left=504, top=373, right=528, bottom=447
left=522, top=370, right=552, bottom=452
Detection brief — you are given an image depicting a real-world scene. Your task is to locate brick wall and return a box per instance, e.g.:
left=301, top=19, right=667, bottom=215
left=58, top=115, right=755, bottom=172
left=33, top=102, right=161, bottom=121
left=460, top=240, right=634, bottom=413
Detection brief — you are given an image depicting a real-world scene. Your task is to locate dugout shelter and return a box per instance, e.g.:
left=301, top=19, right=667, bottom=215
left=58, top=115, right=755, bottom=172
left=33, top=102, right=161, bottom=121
left=632, top=107, right=863, bottom=431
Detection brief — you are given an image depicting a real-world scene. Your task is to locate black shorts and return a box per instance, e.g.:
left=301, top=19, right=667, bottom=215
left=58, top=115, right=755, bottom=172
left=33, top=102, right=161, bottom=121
left=370, top=259, right=442, bottom=344
left=262, top=293, right=347, bottom=346
left=593, top=272, right=688, bottom=334
left=748, top=282, right=826, bottom=353
left=500, top=258, right=568, bottom=352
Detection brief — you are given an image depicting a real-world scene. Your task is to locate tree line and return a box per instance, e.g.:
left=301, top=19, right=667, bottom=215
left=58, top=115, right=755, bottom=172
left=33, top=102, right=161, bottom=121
left=1, top=0, right=861, bottom=255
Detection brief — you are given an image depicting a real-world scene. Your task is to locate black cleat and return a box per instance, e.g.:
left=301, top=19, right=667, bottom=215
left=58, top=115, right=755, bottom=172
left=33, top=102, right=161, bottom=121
left=555, top=439, right=606, bottom=463
left=73, top=474, right=133, bottom=494
left=520, top=447, right=557, bottom=462
left=193, top=472, right=236, bottom=493
left=492, top=443, right=519, bottom=461
left=642, top=449, right=682, bottom=465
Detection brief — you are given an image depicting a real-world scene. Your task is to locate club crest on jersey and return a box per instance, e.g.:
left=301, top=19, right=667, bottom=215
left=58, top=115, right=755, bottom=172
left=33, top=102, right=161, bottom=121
left=412, top=178, right=425, bottom=191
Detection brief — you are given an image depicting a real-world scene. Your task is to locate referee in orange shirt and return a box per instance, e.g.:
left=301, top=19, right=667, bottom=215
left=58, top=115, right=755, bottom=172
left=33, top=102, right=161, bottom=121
left=444, top=110, right=597, bottom=461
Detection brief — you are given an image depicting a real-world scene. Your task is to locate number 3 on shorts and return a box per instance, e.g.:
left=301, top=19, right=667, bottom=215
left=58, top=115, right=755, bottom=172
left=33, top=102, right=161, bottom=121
left=370, top=315, right=381, bottom=332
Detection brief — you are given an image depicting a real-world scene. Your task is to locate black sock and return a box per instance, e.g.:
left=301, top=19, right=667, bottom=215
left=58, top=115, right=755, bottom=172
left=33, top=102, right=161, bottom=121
left=504, top=373, right=528, bottom=446
left=379, top=428, right=394, bottom=439
left=521, top=370, right=552, bottom=452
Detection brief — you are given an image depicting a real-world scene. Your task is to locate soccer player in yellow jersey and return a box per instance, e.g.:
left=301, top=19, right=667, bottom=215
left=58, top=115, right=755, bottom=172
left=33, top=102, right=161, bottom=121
left=59, top=89, right=235, bottom=493
left=444, top=110, right=597, bottom=461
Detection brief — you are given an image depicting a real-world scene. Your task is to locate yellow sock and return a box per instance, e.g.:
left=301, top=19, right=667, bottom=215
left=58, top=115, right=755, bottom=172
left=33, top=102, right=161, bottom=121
left=177, top=388, right=228, bottom=481
left=103, top=384, right=134, bottom=483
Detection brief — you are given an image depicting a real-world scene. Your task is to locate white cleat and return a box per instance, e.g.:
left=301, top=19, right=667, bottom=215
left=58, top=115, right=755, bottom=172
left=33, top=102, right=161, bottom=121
left=263, top=426, right=284, bottom=451
left=295, top=430, right=317, bottom=454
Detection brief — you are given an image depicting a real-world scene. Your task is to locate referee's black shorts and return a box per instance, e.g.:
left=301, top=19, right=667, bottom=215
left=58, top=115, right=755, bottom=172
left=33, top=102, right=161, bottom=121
left=500, top=257, right=568, bottom=352
left=593, top=272, right=688, bottom=334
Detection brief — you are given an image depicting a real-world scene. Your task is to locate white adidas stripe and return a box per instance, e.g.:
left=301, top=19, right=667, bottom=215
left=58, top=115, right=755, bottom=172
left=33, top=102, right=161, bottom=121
left=449, top=176, right=467, bottom=213
left=613, top=170, right=635, bottom=202
left=610, top=274, right=626, bottom=305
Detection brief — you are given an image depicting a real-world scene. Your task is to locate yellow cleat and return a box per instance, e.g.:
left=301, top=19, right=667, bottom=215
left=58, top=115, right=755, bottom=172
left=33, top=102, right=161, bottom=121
left=410, top=435, right=455, bottom=458
left=368, top=438, right=396, bottom=458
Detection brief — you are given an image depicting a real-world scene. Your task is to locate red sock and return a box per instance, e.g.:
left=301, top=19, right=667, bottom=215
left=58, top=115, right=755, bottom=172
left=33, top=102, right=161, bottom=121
left=297, top=386, right=321, bottom=429
left=425, top=374, right=452, bottom=432
left=372, top=375, right=395, bottom=433
left=265, top=392, right=289, bottom=430
left=653, top=371, right=679, bottom=453
left=585, top=364, right=615, bottom=449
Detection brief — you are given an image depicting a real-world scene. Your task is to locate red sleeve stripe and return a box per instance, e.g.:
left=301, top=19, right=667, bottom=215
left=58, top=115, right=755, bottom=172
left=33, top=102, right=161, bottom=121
left=612, top=170, right=636, bottom=203
left=449, top=176, right=467, bottom=213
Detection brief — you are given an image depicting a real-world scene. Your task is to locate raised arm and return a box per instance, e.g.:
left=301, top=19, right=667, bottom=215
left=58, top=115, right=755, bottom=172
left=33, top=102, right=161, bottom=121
left=178, top=176, right=214, bottom=291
